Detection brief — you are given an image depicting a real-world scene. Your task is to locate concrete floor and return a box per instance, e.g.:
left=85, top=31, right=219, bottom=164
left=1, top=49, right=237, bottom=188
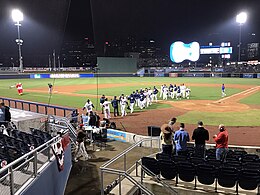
left=64, top=140, right=159, bottom=195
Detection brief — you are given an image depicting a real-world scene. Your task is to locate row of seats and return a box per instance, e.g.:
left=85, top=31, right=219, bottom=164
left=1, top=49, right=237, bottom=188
left=142, top=154, right=260, bottom=194
left=0, top=127, right=53, bottom=170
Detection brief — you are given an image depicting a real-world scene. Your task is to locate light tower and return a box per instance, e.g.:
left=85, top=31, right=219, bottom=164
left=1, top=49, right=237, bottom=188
left=12, top=9, right=24, bottom=72
left=236, top=12, right=247, bottom=62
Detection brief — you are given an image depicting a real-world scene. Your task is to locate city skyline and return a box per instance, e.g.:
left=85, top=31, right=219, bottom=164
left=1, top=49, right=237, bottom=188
left=0, top=0, right=260, bottom=67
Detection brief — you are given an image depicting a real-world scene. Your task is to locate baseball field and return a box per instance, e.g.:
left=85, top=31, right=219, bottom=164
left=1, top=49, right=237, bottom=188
left=0, top=77, right=259, bottom=146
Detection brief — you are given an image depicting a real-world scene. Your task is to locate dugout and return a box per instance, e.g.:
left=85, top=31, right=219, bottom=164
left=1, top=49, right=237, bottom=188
left=97, top=57, right=137, bottom=73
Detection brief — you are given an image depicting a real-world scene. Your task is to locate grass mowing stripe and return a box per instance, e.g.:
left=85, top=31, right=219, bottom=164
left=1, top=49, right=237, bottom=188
left=177, top=110, right=260, bottom=126
left=239, top=91, right=260, bottom=105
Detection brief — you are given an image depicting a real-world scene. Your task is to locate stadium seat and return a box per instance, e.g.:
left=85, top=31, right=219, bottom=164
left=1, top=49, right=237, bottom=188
left=172, top=155, right=188, bottom=163
left=242, top=162, right=260, bottom=170
left=156, top=153, right=172, bottom=161
left=206, top=159, right=222, bottom=169
left=196, top=164, right=217, bottom=191
left=190, top=156, right=205, bottom=166
left=141, top=157, right=160, bottom=176
left=241, top=154, right=259, bottom=163
left=159, top=159, right=177, bottom=180
left=238, top=169, right=260, bottom=191
left=177, top=162, right=196, bottom=185
left=217, top=166, right=238, bottom=194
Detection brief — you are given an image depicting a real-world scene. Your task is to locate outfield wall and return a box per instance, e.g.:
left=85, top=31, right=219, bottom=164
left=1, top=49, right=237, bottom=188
left=0, top=72, right=259, bottom=79
left=97, top=57, right=138, bottom=73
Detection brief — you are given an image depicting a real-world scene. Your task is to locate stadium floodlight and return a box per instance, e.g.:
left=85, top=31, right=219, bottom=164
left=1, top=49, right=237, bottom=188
left=236, top=12, right=247, bottom=24
left=236, top=12, right=247, bottom=62
left=12, top=9, right=24, bottom=72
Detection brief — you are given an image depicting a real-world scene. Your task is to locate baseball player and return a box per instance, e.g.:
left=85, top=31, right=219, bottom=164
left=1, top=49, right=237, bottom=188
left=162, top=85, right=168, bottom=100
left=152, top=86, right=158, bottom=102
left=222, top=84, right=226, bottom=97
left=160, top=84, right=164, bottom=98
left=134, top=90, right=140, bottom=108
left=48, top=83, right=53, bottom=94
left=139, top=91, right=146, bottom=109
left=186, top=87, right=191, bottom=99
left=180, top=83, right=186, bottom=98
left=172, top=84, right=177, bottom=99
left=176, top=86, right=181, bottom=100
left=128, top=94, right=136, bottom=113
left=103, top=101, right=111, bottom=119
left=100, top=95, right=106, bottom=114
left=120, top=94, right=128, bottom=117
left=83, top=99, right=95, bottom=114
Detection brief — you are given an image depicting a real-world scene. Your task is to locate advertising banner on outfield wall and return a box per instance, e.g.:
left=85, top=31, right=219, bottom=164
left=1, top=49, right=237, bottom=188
left=169, top=73, right=178, bottom=77
left=183, top=73, right=204, bottom=77
left=154, top=72, right=165, bottom=77
left=257, top=73, right=260, bottom=78
left=243, top=74, right=254, bottom=78
left=30, top=73, right=94, bottom=79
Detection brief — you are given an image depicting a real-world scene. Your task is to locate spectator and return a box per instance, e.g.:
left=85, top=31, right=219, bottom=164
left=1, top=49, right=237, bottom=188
left=70, top=109, right=79, bottom=127
left=88, top=111, right=96, bottom=127
left=168, top=117, right=177, bottom=132
left=81, top=113, right=89, bottom=126
left=94, top=112, right=100, bottom=128
left=160, top=124, right=174, bottom=155
left=213, top=124, right=228, bottom=161
left=192, top=121, right=209, bottom=158
left=174, top=123, right=190, bottom=156
left=74, top=124, right=89, bottom=162
left=1, top=102, right=11, bottom=123
left=0, top=103, right=7, bottom=127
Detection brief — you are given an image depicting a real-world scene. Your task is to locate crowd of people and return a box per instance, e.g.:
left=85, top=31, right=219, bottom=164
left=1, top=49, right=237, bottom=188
left=160, top=118, right=228, bottom=161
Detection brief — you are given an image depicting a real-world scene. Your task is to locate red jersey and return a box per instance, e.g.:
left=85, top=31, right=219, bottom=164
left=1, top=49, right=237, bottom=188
left=214, top=130, right=228, bottom=148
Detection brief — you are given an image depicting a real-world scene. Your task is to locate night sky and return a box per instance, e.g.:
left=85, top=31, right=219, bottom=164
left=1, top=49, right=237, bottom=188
left=0, top=0, right=260, bottom=57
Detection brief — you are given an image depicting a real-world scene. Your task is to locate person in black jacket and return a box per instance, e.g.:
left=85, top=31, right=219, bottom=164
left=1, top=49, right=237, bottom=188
left=111, top=96, right=119, bottom=117
left=88, top=111, right=96, bottom=127
left=192, top=121, right=209, bottom=158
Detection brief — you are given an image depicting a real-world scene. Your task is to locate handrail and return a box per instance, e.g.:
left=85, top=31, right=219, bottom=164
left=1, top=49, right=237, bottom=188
left=101, top=137, right=160, bottom=168
left=53, top=117, right=77, bottom=138
left=100, top=167, right=154, bottom=195
left=137, top=161, right=178, bottom=194
left=100, top=137, right=161, bottom=195
left=0, top=130, right=67, bottom=173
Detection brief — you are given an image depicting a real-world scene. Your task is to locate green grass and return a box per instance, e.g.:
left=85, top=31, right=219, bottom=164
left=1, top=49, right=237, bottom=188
left=0, top=77, right=259, bottom=126
left=0, top=77, right=259, bottom=88
left=177, top=110, right=260, bottom=126
left=76, top=86, right=242, bottom=101
left=240, top=92, right=260, bottom=105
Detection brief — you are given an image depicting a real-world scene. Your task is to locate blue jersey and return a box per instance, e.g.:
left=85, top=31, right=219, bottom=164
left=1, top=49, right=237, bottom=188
left=222, top=85, right=225, bottom=91
left=153, top=88, right=158, bottom=94
left=128, top=96, right=135, bottom=103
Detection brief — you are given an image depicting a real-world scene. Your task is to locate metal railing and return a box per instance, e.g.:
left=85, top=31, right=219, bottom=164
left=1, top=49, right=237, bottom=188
left=1, top=97, right=76, bottom=117
left=47, top=116, right=77, bottom=147
left=0, top=131, right=69, bottom=195
left=136, top=161, right=178, bottom=195
left=100, top=137, right=161, bottom=195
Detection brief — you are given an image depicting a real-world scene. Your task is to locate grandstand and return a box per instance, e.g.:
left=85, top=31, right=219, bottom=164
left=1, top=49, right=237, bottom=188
left=0, top=108, right=73, bottom=195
